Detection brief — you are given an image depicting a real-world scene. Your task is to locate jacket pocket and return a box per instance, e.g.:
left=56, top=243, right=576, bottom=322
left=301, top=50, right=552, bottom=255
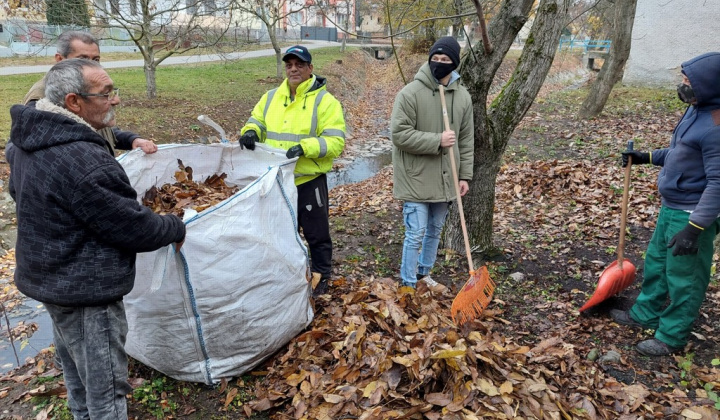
left=52, top=306, right=85, bottom=346
left=403, top=152, right=422, bottom=177
left=658, top=169, right=687, bottom=201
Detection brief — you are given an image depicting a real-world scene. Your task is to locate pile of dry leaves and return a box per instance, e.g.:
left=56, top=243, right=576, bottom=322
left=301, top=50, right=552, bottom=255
left=245, top=275, right=716, bottom=419
left=141, top=159, right=237, bottom=217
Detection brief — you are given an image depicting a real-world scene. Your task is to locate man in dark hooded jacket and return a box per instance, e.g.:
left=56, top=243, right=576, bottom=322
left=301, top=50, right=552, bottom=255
left=612, top=52, right=720, bottom=356
left=8, top=58, right=186, bottom=418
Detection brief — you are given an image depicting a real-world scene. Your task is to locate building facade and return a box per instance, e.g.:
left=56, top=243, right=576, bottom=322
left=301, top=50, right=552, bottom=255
left=623, top=0, right=720, bottom=86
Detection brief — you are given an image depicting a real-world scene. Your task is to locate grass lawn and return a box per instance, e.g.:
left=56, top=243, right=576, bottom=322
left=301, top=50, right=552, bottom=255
left=0, top=42, right=296, bottom=66
left=0, top=46, right=350, bottom=146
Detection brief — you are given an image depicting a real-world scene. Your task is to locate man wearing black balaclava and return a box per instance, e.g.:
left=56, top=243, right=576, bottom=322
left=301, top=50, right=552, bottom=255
left=611, top=52, right=720, bottom=356
left=390, top=36, right=475, bottom=289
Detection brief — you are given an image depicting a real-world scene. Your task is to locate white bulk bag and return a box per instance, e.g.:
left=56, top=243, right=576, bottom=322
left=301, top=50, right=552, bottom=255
left=118, top=143, right=313, bottom=384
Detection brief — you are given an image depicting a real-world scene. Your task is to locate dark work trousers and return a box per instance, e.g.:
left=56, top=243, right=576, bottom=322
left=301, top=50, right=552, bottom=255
left=297, top=174, right=332, bottom=278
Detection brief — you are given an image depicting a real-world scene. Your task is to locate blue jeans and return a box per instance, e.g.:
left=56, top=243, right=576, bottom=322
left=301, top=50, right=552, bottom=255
left=44, top=301, right=131, bottom=420
left=400, top=202, right=449, bottom=286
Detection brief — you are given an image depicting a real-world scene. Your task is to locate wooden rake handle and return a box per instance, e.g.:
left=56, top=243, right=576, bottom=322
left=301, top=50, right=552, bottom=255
left=439, top=85, right=475, bottom=272
left=617, top=140, right=634, bottom=268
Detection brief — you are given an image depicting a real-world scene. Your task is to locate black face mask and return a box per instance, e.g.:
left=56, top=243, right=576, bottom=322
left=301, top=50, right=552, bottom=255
left=429, top=61, right=455, bottom=81
left=677, top=83, right=696, bottom=104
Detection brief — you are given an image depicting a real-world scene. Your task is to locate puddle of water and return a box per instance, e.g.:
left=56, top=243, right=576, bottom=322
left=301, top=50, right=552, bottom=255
left=0, top=148, right=394, bottom=374
left=0, top=298, right=54, bottom=373
left=328, top=149, right=392, bottom=190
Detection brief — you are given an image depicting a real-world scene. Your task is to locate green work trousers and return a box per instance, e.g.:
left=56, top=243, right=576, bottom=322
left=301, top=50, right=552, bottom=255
left=630, top=206, right=719, bottom=348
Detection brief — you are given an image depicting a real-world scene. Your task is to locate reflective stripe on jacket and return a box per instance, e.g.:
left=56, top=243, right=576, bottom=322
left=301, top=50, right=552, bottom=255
left=241, top=75, right=346, bottom=185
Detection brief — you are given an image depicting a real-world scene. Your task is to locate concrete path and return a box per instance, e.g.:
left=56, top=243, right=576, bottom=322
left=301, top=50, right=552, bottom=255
left=0, top=40, right=354, bottom=76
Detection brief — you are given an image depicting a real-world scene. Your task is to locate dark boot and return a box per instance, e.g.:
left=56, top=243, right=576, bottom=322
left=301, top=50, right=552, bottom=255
left=610, top=309, right=643, bottom=328
left=312, top=276, right=329, bottom=298
left=636, top=338, right=682, bottom=356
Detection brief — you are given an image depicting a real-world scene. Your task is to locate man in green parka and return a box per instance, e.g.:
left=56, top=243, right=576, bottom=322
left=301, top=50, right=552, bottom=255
left=391, top=37, right=475, bottom=288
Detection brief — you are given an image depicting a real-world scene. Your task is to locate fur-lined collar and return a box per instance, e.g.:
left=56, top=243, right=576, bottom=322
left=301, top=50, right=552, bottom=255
left=36, top=98, right=97, bottom=132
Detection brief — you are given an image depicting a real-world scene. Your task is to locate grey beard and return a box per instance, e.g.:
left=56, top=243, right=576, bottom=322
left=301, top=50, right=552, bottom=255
left=102, top=107, right=116, bottom=126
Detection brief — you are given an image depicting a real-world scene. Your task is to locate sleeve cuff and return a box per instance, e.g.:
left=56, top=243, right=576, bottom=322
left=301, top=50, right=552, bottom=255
left=688, top=221, right=704, bottom=231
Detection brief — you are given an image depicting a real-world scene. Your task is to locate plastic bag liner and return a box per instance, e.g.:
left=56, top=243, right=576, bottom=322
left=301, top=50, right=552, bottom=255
left=117, top=143, right=313, bottom=384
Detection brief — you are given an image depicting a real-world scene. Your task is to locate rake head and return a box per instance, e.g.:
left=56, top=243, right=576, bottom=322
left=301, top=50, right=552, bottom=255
left=451, top=266, right=495, bottom=326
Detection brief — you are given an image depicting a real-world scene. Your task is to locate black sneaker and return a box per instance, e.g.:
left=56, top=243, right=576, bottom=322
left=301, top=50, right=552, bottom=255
left=312, top=277, right=329, bottom=298
left=636, top=339, right=682, bottom=356
left=610, top=309, right=643, bottom=328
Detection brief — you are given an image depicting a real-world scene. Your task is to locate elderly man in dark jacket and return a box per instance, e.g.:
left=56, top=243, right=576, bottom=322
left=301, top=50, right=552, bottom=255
left=8, top=58, right=185, bottom=419
left=612, top=52, right=720, bottom=356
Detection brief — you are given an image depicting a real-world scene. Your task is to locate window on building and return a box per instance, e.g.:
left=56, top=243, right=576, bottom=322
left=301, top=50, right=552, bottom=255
left=289, top=11, right=302, bottom=27
left=109, top=0, right=120, bottom=15
left=187, top=0, right=198, bottom=15
left=203, top=0, right=217, bottom=13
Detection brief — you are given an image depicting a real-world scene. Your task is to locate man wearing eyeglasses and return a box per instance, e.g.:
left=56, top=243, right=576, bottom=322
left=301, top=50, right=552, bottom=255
left=239, top=45, right=346, bottom=299
left=8, top=59, right=186, bottom=419
left=22, top=30, right=157, bottom=155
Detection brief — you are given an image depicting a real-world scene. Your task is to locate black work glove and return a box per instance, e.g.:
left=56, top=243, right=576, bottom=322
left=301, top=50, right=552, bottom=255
left=286, top=145, right=304, bottom=159
left=621, top=150, right=650, bottom=167
left=240, top=131, right=258, bottom=151
left=668, top=223, right=703, bottom=256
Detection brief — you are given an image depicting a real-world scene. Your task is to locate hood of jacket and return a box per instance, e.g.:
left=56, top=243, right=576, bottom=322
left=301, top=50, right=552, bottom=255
left=414, top=63, right=462, bottom=92
left=681, top=52, right=720, bottom=109
left=10, top=98, right=106, bottom=153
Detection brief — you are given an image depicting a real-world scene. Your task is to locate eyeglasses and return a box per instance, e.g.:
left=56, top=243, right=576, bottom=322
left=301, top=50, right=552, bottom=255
left=77, top=88, right=119, bottom=101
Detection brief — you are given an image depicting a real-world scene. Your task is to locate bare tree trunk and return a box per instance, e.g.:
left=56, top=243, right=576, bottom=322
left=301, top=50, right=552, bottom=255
left=139, top=18, right=158, bottom=99
left=578, top=0, right=637, bottom=119
left=445, top=0, right=572, bottom=254
left=451, top=0, right=463, bottom=37
left=145, top=62, right=157, bottom=98
left=266, top=25, right=283, bottom=79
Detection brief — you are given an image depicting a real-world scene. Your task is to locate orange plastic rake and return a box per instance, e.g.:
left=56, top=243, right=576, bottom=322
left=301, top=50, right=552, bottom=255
left=451, top=266, right=496, bottom=325
left=437, top=85, right=496, bottom=325
left=580, top=141, right=637, bottom=312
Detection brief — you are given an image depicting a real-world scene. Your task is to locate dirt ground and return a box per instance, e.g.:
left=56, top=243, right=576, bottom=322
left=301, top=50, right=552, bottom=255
left=0, top=49, right=718, bottom=418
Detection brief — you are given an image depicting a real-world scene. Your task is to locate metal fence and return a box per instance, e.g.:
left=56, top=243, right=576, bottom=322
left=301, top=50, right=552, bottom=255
left=0, top=20, right=307, bottom=57
left=558, top=38, right=612, bottom=52
left=0, top=21, right=136, bottom=56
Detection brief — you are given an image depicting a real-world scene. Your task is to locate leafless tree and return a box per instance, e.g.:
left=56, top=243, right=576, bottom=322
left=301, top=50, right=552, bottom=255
left=578, top=0, right=638, bottom=119
left=440, top=0, right=573, bottom=253
left=92, top=0, right=236, bottom=98
left=231, top=0, right=309, bottom=78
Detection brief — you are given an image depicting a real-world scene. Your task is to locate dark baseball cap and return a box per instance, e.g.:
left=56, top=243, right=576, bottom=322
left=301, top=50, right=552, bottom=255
left=282, top=45, right=312, bottom=63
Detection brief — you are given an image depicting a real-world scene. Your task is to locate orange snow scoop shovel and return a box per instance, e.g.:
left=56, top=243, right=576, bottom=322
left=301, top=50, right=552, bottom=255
left=436, top=85, right=496, bottom=325
left=580, top=141, right=637, bottom=312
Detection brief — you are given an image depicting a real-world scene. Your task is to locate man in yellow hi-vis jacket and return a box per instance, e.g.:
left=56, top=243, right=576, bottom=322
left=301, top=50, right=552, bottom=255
left=239, top=45, right=346, bottom=298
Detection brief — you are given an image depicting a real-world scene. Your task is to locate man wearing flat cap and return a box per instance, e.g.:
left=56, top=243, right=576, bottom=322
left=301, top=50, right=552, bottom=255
left=239, top=45, right=346, bottom=299
left=391, top=36, right=475, bottom=289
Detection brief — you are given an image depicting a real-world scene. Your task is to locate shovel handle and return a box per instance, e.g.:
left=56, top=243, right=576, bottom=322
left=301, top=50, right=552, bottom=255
left=439, top=85, right=474, bottom=272
left=618, top=141, right=633, bottom=267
